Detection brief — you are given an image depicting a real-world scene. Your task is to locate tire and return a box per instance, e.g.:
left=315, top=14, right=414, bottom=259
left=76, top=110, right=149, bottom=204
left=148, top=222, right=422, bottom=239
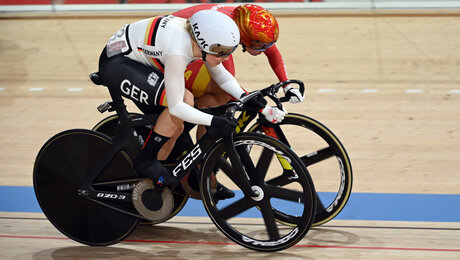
left=92, top=113, right=189, bottom=224
left=200, top=132, right=316, bottom=252
left=33, top=129, right=140, bottom=246
left=249, top=113, right=353, bottom=226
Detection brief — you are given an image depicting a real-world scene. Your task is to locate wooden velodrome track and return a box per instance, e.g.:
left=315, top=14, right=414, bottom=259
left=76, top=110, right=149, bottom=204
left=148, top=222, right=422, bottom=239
left=1, top=7, right=460, bottom=259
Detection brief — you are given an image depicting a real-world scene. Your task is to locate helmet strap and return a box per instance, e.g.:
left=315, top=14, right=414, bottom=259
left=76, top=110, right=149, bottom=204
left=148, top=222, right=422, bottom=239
left=201, top=50, right=207, bottom=61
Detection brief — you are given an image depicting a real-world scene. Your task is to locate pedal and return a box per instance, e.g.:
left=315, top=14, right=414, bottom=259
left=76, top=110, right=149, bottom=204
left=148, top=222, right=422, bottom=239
left=97, top=101, right=112, bottom=113
left=180, top=170, right=217, bottom=200
left=180, top=174, right=201, bottom=199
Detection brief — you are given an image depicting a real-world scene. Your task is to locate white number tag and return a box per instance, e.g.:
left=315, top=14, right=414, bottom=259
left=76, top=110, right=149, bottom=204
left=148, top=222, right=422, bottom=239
left=106, top=24, right=130, bottom=57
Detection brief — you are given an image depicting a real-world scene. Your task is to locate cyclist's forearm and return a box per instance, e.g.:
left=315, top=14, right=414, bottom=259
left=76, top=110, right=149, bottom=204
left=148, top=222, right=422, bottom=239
left=207, top=63, right=245, bottom=99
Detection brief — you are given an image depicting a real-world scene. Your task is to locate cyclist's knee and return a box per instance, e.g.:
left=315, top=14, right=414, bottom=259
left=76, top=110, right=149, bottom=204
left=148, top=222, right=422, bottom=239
left=175, top=121, right=185, bottom=135
left=216, top=93, right=231, bottom=104
left=196, top=92, right=231, bottom=109
left=184, top=89, right=194, bottom=106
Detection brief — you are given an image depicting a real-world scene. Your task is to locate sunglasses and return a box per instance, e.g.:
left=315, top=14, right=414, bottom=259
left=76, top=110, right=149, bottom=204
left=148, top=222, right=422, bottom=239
left=209, top=44, right=238, bottom=57
left=249, top=41, right=275, bottom=51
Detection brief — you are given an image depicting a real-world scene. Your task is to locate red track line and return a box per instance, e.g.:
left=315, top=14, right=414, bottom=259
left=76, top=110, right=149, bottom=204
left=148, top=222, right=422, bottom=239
left=0, top=235, right=69, bottom=240
left=1, top=235, right=460, bottom=252
left=295, top=244, right=460, bottom=252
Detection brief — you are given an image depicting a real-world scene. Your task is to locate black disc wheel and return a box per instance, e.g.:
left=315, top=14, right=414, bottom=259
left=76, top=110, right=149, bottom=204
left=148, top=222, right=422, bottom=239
left=249, top=113, right=353, bottom=226
left=201, top=133, right=316, bottom=252
left=92, top=113, right=189, bottom=224
left=33, top=129, right=140, bottom=246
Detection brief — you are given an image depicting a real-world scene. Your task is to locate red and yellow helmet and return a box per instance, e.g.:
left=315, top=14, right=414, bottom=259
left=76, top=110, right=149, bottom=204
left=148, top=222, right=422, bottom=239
left=232, top=4, right=279, bottom=51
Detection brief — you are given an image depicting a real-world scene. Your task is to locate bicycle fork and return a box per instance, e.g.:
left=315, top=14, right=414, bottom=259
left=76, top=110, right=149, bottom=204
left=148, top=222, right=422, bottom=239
left=222, top=134, right=259, bottom=198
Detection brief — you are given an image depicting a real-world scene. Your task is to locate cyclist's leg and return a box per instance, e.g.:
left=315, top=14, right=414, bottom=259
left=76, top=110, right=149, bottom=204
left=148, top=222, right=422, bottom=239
left=98, top=49, right=178, bottom=187
left=156, top=89, right=194, bottom=161
left=98, top=47, right=165, bottom=114
left=192, top=83, right=235, bottom=200
left=184, top=59, right=232, bottom=139
left=195, top=80, right=232, bottom=139
left=182, top=60, right=234, bottom=199
left=133, top=89, right=198, bottom=187
left=195, top=79, right=232, bottom=107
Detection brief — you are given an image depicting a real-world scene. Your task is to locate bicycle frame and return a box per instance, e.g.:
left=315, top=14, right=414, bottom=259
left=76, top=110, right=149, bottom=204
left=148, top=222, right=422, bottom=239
left=77, top=96, right=259, bottom=214
left=78, top=79, right=304, bottom=216
left=33, top=76, right=320, bottom=250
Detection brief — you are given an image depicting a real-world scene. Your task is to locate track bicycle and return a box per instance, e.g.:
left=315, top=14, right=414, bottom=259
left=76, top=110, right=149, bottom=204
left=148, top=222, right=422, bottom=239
left=33, top=77, right=316, bottom=251
left=94, top=79, right=353, bottom=227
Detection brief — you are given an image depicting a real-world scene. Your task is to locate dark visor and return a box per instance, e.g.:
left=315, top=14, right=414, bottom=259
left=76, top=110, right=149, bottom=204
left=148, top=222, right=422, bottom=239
left=249, top=41, right=275, bottom=51
left=209, top=44, right=238, bottom=57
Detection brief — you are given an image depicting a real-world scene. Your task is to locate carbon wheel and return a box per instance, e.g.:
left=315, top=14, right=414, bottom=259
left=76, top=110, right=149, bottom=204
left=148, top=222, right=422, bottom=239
left=33, top=129, right=139, bottom=245
left=249, top=113, right=353, bottom=226
left=200, top=133, right=316, bottom=252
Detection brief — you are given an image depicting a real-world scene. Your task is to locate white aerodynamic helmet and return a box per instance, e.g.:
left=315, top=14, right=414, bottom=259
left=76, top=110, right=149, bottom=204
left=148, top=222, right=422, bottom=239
left=190, top=10, right=240, bottom=57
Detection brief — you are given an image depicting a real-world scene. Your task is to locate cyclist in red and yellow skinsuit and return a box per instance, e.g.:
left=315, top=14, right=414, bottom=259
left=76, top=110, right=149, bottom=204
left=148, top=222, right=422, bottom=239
left=174, top=4, right=304, bottom=138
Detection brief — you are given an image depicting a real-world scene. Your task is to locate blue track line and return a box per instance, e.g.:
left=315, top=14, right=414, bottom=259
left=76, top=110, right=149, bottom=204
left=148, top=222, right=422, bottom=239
left=1, top=186, right=459, bottom=222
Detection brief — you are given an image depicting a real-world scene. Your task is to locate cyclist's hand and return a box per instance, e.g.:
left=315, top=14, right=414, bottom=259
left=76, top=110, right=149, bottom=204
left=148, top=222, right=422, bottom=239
left=283, top=85, right=304, bottom=104
left=209, top=116, right=237, bottom=136
left=241, top=92, right=267, bottom=112
left=260, top=105, right=286, bottom=124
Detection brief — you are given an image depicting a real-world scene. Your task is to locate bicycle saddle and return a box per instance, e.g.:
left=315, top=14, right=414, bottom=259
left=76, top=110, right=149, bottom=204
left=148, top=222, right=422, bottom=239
left=89, top=72, right=104, bottom=86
